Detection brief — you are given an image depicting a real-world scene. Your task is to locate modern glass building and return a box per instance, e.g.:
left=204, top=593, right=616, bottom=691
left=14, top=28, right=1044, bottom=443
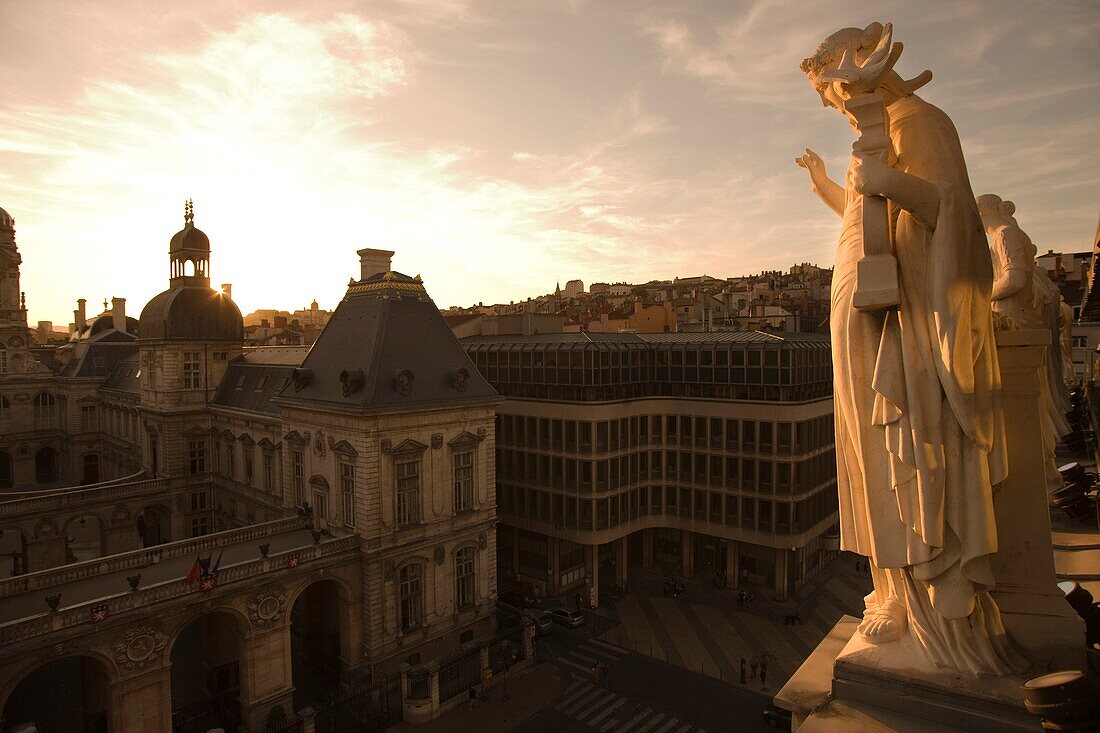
left=461, top=331, right=838, bottom=604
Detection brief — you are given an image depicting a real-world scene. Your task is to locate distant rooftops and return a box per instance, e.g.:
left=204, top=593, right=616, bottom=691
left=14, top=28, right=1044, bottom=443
left=460, top=330, right=829, bottom=345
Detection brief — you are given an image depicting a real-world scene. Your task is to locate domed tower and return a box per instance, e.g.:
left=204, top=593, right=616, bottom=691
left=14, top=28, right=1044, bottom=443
left=138, top=201, right=243, bottom=478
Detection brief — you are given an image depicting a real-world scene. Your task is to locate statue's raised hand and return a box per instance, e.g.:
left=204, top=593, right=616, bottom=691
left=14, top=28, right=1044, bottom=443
left=797, top=148, right=844, bottom=216
left=796, top=149, right=828, bottom=190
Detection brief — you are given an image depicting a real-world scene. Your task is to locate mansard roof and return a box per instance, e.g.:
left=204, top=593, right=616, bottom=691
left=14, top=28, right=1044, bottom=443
left=210, top=361, right=295, bottom=416
left=274, top=270, right=497, bottom=412
left=101, top=353, right=141, bottom=393
left=60, top=340, right=140, bottom=379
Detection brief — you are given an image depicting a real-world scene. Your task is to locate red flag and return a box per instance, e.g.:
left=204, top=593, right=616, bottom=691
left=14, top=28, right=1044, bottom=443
left=185, top=554, right=202, bottom=585
left=89, top=604, right=110, bottom=623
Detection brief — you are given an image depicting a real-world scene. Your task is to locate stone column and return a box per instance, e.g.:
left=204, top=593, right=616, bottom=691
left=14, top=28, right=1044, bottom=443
left=774, top=548, right=788, bottom=602
left=681, top=530, right=694, bottom=578
left=511, top=527, right=520, bottom=579
left=642, top=529, right=654, bottom=568
left=728, top=540, right=740, bottom=589
left=991, top=330, right=1085, bottom=670
left=547, top=536, right=560, bottom=595
left=113, top=665, right=173, bottom=733
left=585, top=545, right=599, bottom=608
left=614, top=536, right=628, bottom=585
left=241, top=624, right=296, bottom=732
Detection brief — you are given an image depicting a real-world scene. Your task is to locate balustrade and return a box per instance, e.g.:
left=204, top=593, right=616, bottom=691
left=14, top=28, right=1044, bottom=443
left=0, top=531, right=358, bottom=645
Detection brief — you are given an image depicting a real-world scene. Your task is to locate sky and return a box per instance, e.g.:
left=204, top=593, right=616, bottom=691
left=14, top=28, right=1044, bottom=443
left=1, top=0, right=1097, bottom=326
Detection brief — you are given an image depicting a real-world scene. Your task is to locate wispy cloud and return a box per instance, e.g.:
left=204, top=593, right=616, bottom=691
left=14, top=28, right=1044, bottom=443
left=0, top=0, right=1096, bottom=322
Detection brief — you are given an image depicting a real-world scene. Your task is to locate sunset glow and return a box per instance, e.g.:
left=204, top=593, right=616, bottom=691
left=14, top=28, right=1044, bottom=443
left=1, top=0, right=1097, bottom=326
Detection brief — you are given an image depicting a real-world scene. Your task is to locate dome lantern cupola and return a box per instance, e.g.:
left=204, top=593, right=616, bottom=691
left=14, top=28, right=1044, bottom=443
left=169, top=199, right=210, bottom=287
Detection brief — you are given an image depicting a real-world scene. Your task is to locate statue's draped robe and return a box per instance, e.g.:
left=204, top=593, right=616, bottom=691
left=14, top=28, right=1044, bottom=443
left=832, top=93, right=1017, bottom=674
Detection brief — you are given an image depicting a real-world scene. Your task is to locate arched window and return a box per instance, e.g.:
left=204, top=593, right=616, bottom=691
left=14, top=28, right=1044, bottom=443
left=33, top=393, right=57, bottom=430
left=399, top=563, right=423, bottom=632
left=0, top=395, right=9, bottom=432
left=455, top=547, right=475, bottom=610
left=82, top=453, right=99, bottom=484
left=35, top=447, right=57, bottom=484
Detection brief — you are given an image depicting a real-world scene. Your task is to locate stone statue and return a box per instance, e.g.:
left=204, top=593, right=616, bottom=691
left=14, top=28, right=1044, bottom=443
left=978, top=194, right=1071, bottom=493
left=976, top=195, right=1043, bottom=331
left=797, top=22, right=1019, bottom=675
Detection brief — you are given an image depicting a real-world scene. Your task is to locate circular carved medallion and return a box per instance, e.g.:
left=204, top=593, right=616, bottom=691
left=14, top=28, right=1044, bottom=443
left=248, top=587, right=287, bottom=629
left=114, top=625, right=166, bottom=671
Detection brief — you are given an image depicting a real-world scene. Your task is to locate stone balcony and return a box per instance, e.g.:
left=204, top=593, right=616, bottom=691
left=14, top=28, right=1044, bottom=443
left=0, top=516, right=359, bottom=646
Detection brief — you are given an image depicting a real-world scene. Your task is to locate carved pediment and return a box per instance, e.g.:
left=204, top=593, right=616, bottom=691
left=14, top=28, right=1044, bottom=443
left=307, top=474, right=330, bottom=490
left=221, top=429, right=236, bottom=443
left=283, top=430, right=307, bottom=446
left=447, top=431, right=480, bottom=448
left=331, top=440, right=358, bottom=457
left=257, top=437, right=276, bottom=450
left=391, top=438, right=427, bottom=456
left=239, top=433, right=255, bottom=446
left=183, top=426, right=208, bottom=438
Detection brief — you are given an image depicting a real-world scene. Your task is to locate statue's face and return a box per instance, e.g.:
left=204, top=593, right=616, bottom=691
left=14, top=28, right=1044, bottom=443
left=812, top=78, right=846, bottom=113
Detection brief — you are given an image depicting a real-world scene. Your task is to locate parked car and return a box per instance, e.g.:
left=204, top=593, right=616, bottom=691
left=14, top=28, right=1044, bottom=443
left=497, top=588, right=538, bottom=610
left=523, top=609, right=554, bottom=635
left=548, top=607, right=586, bottom=628
left=763, top=703, right=792, bottom=730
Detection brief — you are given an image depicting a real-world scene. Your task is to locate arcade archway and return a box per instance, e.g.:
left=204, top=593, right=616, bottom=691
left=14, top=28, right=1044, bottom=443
left=65, top=514, right=105, bottom=563
left=137, top=505, right=170, bottom=548
left=291, top=580, right=343, bottom=709
left=170, top=611, right=247, bottom=733
left=2, top=655, right=111, bottom=732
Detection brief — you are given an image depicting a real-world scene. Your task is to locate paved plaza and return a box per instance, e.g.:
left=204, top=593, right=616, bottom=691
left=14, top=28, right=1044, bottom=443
left=596, top=552, right=872, bottom=690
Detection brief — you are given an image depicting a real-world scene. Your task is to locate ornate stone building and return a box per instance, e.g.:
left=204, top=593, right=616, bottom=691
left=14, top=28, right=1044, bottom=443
left=0, top=204, right=510, bottom=732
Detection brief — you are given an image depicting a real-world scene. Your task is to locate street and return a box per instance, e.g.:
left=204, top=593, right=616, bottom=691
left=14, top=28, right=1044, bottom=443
left=510, top=609, right=778, bottom=733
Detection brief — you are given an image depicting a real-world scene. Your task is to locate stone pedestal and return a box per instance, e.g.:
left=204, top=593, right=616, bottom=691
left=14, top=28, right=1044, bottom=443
left=991, top=330, right=1084, bottom=671
left=773, top=331, right=1086, bottom=732
left=776, top=617, right=1042, bottom=732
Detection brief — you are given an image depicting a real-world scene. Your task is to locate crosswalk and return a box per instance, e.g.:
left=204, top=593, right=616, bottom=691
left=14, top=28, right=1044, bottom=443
left=553, top=639, right=707, bottom=733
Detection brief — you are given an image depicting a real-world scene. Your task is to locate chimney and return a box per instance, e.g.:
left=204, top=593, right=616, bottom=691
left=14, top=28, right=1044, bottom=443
left=357, top=248, right=394, bottom=281
left=76, top=298, right=87, bottom=329
left=111, top=297, right=126, bottom=333
left=221, top=283, right=232, bottom=299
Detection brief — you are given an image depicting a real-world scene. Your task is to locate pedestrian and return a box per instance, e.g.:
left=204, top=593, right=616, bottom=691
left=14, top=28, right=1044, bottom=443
left=468, top=684, right=477, bottom=712
left=592, top=662, right=601, bottom=685
left=739, top=657, right=747, bottom=685
left=760, top=658, right=769, bottom=688
left=750, top=656, right=758, bottom=679
left=575, top=592, right=582, bottom=609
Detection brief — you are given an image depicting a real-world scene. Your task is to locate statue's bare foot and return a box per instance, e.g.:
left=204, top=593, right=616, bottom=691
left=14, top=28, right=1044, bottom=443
left=858, top=596, right=906, bottom=644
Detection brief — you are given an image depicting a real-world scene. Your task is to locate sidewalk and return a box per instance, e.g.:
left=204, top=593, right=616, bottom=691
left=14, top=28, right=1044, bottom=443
left=388, top=663, right=561, bottom=733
